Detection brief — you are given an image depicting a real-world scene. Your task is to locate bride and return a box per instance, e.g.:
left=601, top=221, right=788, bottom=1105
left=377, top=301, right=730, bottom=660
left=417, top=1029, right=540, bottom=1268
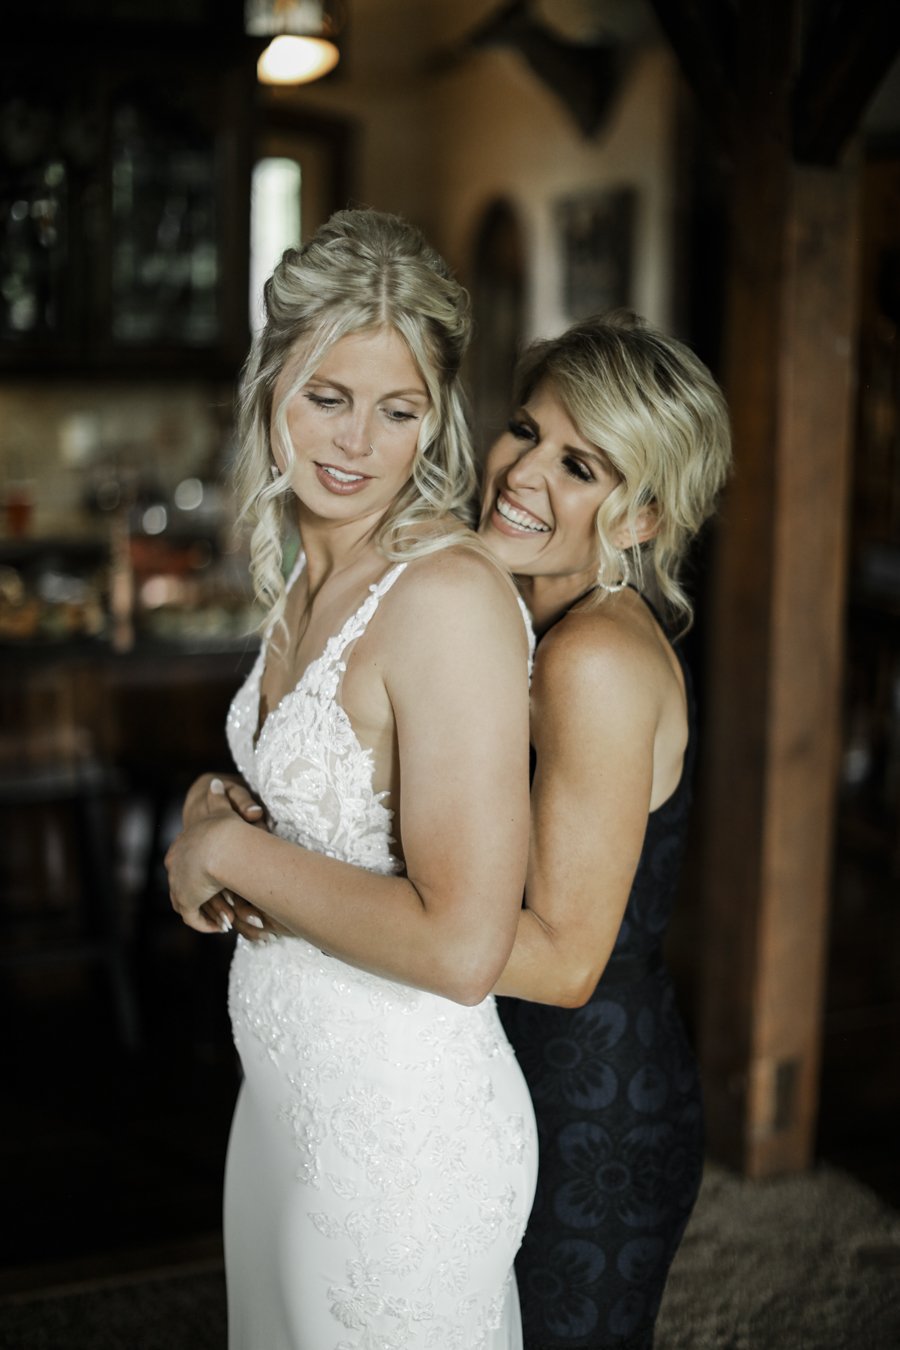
left=165, top=209, right=538, bottom=1349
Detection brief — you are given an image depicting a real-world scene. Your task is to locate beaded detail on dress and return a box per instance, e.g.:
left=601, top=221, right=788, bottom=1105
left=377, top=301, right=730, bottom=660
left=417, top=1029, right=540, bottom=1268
left=227, top=561, right=405, bottom=877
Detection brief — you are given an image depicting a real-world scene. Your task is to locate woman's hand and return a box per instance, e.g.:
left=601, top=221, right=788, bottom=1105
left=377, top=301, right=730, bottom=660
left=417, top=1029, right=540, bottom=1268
left=199, top=889, right=291, bottom=942
left=182, top=772, right=265, bottom=829
left=165, top=810, right=235, bottom=933
left=176, top=775, right=284, bottom=940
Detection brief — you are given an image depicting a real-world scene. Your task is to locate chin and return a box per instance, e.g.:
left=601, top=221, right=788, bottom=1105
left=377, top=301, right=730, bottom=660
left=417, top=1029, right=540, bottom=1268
left=481, top=532, right=534, bottom=569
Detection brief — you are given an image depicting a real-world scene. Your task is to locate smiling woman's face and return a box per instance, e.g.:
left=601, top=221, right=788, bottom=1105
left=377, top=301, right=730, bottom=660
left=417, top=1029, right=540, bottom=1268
left=478, top=382, right=623, bottom=583
left=271, top=326, right=429, bottom=528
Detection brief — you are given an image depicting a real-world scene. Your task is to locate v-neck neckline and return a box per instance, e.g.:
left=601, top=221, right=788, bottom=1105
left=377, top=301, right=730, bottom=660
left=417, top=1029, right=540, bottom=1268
left=253, top=556, right=400, bottom=750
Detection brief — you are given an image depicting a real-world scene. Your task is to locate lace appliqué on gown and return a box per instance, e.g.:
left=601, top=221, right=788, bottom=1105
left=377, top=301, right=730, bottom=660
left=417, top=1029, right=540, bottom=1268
left=223, top=558, right=538, bottom=1350
left=228, top=564, right=402, bottom=876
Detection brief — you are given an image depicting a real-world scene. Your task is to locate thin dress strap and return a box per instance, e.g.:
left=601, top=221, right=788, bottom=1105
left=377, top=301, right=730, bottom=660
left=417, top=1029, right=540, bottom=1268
left=259, top=551, right=307, bottom=646
left=516, top=595, right=536, bottom=681
left=285, top=551, right=306, bottom=591
left=318, top=562, right=408, bottom=702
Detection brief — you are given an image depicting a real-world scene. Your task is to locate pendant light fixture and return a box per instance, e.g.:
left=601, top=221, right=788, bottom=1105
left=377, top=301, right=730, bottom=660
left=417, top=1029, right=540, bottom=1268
left=245, top=1, right=342, bottom=86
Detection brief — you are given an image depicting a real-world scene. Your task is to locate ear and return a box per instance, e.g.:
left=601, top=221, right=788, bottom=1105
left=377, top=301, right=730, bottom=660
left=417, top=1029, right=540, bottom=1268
left=610, top=503, right=659, bottom=551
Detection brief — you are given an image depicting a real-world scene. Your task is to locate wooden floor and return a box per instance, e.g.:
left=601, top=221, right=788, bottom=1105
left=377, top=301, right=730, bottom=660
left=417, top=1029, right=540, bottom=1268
left=0, top=828, right=897, bottom=1293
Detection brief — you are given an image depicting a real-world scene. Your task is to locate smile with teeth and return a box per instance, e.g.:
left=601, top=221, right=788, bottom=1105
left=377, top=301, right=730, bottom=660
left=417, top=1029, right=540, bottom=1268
left=496, top=492, right=550, bottom=533
left=318, top=464, right=368, bottom=484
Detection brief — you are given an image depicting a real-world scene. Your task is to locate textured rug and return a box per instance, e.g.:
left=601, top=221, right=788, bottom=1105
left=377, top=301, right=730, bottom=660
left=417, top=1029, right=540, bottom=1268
left=656, top=1163, right=900, bottom=1350
left=2, top=1163, right=899, bottom=1349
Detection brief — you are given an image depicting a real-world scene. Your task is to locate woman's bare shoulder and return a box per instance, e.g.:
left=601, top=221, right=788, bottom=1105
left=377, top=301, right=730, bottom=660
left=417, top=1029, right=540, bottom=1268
left=375, top=543, right=530, bottom=692
left=388, top=539, right=522, bottom=624
left=534, top=598, right=665, bottom=708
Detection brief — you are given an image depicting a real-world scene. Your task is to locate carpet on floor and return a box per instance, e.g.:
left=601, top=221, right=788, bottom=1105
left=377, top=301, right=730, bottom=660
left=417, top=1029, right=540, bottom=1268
left=2, top=1163, right=899, bottom=1349
left=656, top=1162, right=900, bottom=1349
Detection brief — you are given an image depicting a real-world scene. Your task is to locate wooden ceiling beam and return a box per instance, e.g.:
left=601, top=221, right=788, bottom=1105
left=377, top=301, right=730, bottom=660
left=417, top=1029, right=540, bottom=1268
left=792, top=0, right=900, bottom=164
left=646, top=0, right=739, bottom=155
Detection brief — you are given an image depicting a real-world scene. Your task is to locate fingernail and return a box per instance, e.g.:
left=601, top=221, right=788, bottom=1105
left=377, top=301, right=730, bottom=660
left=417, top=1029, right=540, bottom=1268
left=219, top=914, right=232, bottom=933
left=210, top=778, right=226, bottom=795
left=246, top=804, right=263, bottom=817
left=222, top=891, right=235, bottom=908
left=245, top=914, right=264, bottom=930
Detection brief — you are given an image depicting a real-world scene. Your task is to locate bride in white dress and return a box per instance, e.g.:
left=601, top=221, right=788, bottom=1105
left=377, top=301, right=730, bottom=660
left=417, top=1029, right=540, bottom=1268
left=165, top=210, right=538, bottom=1350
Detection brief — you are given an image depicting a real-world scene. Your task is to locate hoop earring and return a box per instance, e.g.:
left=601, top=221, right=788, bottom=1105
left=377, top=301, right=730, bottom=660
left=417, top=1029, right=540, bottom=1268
left=597, top=550, right=629, bottom=594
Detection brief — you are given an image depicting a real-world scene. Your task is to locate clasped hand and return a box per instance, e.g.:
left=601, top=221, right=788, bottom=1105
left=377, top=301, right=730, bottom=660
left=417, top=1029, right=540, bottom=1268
left=164, top=775, right=283, bottom=941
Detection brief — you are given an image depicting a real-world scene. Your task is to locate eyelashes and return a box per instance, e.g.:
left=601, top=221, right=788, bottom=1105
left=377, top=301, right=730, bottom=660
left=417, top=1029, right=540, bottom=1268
left=507, top=419, right=594, bottom=483
left=507, top=418, right=536, bottom=442
left=562, top=455, right=593, bottom=483
left=303, top=393, right=419, bottom=424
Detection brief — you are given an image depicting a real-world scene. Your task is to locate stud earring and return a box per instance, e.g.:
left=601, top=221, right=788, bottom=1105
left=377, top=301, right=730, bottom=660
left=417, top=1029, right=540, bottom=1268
left=270, top=464, right=281, bottom=480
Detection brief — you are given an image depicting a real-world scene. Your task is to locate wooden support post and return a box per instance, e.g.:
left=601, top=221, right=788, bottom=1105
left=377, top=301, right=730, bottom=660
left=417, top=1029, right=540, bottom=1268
left=699, top=129, right=861, bottom=1172
left=651, top=0, right=896, bottom=1178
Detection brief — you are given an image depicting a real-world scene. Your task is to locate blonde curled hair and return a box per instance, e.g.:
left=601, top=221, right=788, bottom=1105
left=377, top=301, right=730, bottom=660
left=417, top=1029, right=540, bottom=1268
left=514, top=310, right=732, bottom=630
left=235, top=209, right=477, bottom=634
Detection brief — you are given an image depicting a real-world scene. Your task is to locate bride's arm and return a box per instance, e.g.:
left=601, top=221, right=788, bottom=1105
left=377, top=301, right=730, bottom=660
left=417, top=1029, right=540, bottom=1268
left=491, top=614, right=659, bottom=1008
left=165, top=551, right=531, bottom=1004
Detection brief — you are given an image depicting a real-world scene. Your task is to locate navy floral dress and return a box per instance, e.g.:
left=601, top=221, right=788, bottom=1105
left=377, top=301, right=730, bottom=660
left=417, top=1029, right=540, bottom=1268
left=499, top=602, right=703, bottom=1350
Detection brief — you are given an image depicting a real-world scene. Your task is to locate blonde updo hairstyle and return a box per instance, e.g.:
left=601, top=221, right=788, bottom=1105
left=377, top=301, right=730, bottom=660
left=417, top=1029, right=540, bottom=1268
left=235, top=209, right=476, bottom=635
left=514, top=310, right=732, bottom=630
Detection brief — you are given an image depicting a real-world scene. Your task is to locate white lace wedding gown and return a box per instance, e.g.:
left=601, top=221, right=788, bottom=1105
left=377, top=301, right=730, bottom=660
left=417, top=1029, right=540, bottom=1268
left=223, top=558, right=538, bottom=1350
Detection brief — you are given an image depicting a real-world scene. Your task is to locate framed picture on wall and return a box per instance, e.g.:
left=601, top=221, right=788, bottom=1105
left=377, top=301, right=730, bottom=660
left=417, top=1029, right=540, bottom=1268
left=555, top=187, right=636, bottom=320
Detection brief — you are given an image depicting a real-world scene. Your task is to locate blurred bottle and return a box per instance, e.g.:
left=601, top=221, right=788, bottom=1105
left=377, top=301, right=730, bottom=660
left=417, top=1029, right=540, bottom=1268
left=3, top=454, right=34, bottom=537
left=109, top=507, right=134, bottom=652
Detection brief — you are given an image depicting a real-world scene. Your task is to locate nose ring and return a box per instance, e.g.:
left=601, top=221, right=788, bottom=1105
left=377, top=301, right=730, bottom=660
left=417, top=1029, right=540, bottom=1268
left=365, top=443, right=375, bottom=457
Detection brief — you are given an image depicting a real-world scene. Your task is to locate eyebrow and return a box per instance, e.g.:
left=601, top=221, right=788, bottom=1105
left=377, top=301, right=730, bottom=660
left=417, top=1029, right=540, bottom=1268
left=575, top=445, right=612, bottom=468
left=307, top=376, right=428, bottom=401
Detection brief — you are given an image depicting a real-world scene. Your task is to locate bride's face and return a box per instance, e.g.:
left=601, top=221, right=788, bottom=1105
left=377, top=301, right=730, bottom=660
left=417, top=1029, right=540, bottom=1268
left=271, top=327, right=429, bottom=527
left=478, top=382, right=622, bottom=581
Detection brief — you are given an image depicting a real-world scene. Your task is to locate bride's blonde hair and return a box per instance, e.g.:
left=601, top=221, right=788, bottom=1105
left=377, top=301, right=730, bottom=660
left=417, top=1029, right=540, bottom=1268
left=235, top=209, right=477, bottom=634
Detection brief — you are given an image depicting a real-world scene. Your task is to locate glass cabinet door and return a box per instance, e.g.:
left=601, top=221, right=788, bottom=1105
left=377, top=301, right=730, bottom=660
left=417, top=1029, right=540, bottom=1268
left=110, top=80, right=220, bottom=348
left=0, top=53, right=251, bottom=375
left=0, top=84, right=88, bottom=348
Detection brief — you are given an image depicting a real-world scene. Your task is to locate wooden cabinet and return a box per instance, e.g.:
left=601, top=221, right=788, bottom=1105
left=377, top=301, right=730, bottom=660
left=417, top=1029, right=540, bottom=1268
left=1, top=5, right=254, bottom=375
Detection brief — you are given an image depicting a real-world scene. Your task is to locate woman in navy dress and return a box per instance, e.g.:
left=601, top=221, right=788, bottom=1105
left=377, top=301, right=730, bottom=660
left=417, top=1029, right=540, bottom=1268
left=480, top=312, right=732, bottom=1349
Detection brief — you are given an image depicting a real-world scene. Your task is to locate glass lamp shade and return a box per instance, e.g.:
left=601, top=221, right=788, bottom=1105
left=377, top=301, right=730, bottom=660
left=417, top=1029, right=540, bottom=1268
left=256, top=34, right=340, bottom=84
left=246, top=1, right=342, bottom=85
